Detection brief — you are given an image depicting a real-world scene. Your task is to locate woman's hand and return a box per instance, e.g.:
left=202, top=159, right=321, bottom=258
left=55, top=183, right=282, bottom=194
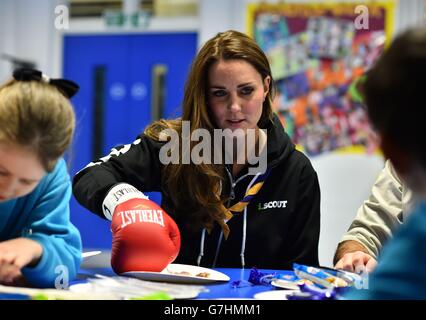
left=0, top=238, right=43, bottom=285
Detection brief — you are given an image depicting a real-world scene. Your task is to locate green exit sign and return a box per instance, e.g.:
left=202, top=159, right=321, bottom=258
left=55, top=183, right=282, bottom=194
left=104, top=10, right=150, bottom=28
left=104, top=11, right=124, bottom=27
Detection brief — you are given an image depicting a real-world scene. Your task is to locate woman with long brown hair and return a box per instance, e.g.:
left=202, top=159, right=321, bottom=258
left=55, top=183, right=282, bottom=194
left=73, top=30, right=320, bottom=271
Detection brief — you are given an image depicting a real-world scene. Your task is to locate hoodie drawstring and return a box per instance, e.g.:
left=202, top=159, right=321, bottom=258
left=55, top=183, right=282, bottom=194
left=197, top=170, right=267, bottom=268
left=240, top=173, right=261, bottom=268
left=197, top=228, right=224, bottom=268
left=197, top=228, right=206, bottom=266
left=212, top=231, right=223, bottom=268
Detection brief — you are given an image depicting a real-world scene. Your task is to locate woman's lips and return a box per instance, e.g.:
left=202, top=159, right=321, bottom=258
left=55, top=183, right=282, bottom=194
left=227, top=119, right=245, bottom=126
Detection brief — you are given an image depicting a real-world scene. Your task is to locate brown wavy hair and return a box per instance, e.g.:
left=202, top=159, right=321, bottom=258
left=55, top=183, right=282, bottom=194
left=145, top=30, right=275, bottom=232
left=365, top=28, right=426, bottom=167
left=0, top=80, right=75, bottom=172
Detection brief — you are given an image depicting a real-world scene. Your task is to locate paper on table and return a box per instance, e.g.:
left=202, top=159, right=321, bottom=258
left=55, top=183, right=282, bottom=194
left=0, top=284, right=118, bottom=300
left=82, top=251, right=102, bottom=259
left=70, top=274, right=208, bottom=299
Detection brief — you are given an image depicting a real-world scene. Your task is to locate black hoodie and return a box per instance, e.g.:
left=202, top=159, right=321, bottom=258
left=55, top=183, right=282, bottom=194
left=73, top=114, right=320, bottom=270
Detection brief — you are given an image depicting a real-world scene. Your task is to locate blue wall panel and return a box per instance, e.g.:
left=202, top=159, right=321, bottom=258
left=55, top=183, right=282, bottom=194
left=63, top=33, right=197, bottom=249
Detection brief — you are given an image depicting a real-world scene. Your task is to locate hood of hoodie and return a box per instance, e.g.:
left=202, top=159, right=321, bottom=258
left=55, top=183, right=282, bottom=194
left=264, top=113, right=295, bottom=169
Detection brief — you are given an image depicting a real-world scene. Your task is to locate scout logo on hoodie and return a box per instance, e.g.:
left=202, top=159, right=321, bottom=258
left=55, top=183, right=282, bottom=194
left=258, top=200, right=288, bottom=211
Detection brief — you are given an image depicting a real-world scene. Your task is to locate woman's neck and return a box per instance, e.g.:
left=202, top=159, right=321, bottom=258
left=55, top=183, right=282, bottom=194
left=231, top=127, right=264, bottom=177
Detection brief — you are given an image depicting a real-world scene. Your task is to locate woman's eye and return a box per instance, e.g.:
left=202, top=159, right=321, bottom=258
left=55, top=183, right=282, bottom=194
left=211, top=90, right=227, bottom=97
left=241, top=87, right=254, bottom=95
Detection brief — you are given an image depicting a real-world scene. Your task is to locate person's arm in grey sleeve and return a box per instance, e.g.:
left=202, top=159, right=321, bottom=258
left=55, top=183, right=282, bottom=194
left=334, top=160, right=410, bottom=272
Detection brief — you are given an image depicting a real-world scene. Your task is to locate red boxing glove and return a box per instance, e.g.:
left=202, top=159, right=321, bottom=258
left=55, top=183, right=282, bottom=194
left=103, top=184, right=181, bottom=274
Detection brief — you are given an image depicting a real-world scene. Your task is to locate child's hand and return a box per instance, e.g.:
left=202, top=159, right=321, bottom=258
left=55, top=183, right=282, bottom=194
left=0, top=238, right=43, bottom=285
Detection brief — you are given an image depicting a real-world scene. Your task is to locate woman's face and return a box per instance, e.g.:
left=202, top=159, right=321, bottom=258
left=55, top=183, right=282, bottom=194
left=0, top=142, right=45, bottom=202
left=208, top=59, right=270, bottom=133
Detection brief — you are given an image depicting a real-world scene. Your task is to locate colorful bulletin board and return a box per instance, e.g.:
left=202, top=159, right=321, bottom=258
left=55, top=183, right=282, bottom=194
left=247, top=1, right=395, bottom=156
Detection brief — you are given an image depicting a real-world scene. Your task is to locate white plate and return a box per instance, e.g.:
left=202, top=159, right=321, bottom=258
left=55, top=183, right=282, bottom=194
left=271, top=279, right=300, bottom=290
left=121, top=263, right=230, bottom=284
left=254, top=289, right=299, bottom=300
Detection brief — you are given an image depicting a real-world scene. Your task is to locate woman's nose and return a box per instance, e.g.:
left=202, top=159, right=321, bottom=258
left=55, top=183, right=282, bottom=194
left=228, top=94, right=242, bottom=112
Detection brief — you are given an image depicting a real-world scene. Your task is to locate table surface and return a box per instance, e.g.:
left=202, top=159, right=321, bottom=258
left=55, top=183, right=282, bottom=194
left=76, top=267, right=294, bottom=299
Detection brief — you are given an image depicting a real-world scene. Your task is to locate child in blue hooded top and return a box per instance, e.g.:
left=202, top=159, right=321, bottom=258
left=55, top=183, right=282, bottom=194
left=0, top=69, right=82, bottom=288
left=344, top=27, right=426, bottom=299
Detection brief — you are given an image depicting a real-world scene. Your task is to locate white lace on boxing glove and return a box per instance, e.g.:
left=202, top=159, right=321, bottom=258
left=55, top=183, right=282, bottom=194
left=102, top=183, right=149, bottom=220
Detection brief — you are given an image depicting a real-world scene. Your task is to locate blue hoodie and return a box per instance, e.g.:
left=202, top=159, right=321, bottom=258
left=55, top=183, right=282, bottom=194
left=344, top=201, right=426, bottom=299
left=0, top=158, right=82, bottom=288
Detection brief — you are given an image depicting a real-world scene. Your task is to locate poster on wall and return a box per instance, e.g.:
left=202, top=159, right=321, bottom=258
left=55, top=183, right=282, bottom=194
left=247, top=2, right=395, bottom=156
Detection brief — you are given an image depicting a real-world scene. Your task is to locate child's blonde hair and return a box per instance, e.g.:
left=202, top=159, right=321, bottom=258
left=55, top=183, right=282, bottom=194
left=0, top=80, right=75, bottom=171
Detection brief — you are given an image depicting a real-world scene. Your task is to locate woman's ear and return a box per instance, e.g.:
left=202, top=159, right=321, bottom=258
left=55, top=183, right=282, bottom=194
left=263, top=76, right=271, bottom=99
left=380, top=134, right=412, bottom=176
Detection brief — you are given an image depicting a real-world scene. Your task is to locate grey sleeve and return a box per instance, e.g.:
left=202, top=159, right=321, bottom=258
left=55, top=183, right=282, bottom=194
left=340, top=160, right=408, bottom=258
